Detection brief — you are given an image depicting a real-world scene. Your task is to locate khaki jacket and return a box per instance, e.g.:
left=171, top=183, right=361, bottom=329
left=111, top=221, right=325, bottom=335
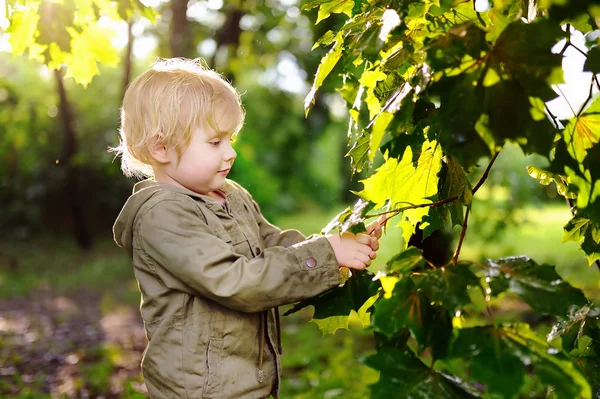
left=113, top=180, right=340, bottom=398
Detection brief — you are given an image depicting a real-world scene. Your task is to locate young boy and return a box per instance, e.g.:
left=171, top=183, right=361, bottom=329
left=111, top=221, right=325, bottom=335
left=112, top=58, right=382, bottom=399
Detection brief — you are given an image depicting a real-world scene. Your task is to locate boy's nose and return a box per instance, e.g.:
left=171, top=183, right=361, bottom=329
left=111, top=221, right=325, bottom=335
left=224, top=145, right=237, bottom=161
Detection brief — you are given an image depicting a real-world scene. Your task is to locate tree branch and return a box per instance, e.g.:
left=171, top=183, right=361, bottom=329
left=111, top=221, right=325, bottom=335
left=452, top=207, right=470, bottom=263
left=472, top=152, right=500, bottom=194
left=544, top=103, right=560, bottom=129
left=365, top=195, right=460, bottom=225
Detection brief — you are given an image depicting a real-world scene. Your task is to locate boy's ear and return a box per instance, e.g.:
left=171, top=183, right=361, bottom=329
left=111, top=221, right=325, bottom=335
left=148, top=133, right=170, bottom=164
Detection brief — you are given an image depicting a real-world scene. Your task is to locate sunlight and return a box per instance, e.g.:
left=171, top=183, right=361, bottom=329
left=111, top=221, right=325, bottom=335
left=0, top=0, right=8, bottom=30
left=547, top=27, right=598, bottom=120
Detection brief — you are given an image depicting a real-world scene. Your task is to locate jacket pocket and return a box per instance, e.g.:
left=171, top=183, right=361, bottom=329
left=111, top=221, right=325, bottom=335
left=203, top=338, right=224, bottom=399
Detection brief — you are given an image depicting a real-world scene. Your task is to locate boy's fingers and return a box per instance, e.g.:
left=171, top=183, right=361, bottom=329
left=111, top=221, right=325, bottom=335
left=355, top=252, right=371, bottom=267
left=369, top=250, right=377, bottom=260
left=369, top=236, right=379, bottom=251
left=356, top=244, right=372, bottom=255
left=355, top=233, right=371, bottom=245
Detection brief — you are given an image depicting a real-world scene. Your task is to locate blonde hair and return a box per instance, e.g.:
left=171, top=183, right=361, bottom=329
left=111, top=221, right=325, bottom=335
left=112, top=58, right=245, bottom=178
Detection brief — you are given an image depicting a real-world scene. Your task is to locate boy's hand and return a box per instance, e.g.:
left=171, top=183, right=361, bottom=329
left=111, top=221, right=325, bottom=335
left=366, top=216, right=385, bottom=239
left=326, top=232, right=377, bottom=270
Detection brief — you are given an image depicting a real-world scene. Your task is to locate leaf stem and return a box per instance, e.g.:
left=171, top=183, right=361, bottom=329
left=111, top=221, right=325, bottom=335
left=544, top=103, right=560, bottom=129
left=569, top=43, right=588, bottom=58
left=577, top=75, right=597, bottom=118
left=486, top=302, right=496, bottom=327
left=365, top=196, right=460, bottom=225
left=452, top=207, right=470, bottom=263
left=472, top=152, right=500, bottom=194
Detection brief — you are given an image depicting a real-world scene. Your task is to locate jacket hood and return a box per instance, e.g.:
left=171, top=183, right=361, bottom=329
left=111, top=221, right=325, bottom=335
left=113, top=180, right=165, bottom=257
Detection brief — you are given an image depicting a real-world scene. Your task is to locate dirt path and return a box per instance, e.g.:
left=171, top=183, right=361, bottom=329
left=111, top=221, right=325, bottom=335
left=0, top=290, right=148, bottom=397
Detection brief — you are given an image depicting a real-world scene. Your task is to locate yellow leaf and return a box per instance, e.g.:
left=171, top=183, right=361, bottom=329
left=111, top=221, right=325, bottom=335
left=8, top=9, right=39, bottom=56
left=64, top=24, right=119, bottom=86
left=379, top=276, right=399, bottom=298
left=359, top=140, right=443, bottom=229
left=564, top=98, right=600, bottom=163
left=48, top=42, right=68, bottom=70
left=27, top=42, right=47, bottom=63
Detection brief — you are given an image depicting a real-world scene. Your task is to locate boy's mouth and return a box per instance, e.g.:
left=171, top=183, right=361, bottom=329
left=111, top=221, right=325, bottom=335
left=218, top=168, right=230, bottom=174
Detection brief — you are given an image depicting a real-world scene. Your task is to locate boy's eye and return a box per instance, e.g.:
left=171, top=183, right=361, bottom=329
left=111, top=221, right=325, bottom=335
left=210, top=140, right=221, bottom=146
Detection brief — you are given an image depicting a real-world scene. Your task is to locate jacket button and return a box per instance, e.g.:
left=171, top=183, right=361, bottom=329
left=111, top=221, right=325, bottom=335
left=305, top=257, right=317, bottom=268
left=255, top=247, right=261, bottom=256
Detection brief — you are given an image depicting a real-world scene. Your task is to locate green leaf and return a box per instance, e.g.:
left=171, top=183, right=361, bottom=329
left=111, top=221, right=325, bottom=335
left=386, top=246, right=425, bottom=273
left=563, top=216, right=590, bottom=243
left=451, top=324, right=592, bottom=398
left=428, top=75, right=492, bottom=170
left=372, top=277, right=427, bottom=338
left=284, top=270, right=380, bottom=334
left=420, top=206, right=445, bottom=239
left=563, top=96, right=600, bottom=163
left=583, top=46, right=600, bottom=74
left=312, top=0, right=355, bottom=24
left=451, top=326, right=524, bottom=398
left=372, top=276, right=453, bottom=357
left=527, top=165, right=576, bottom=199
left=369, top=111, right=394, bottom=161
left=503, top=324, right=592, bottom=399
left=359, top=139, right=443, bottom=230
left=427, top=22, right=488, bottom=71
left=347, top=132, right=370, bottom=174
left=491, top=19, right=563, bottom=100
left=312, top=30, right=337, bottom=50
left=439, top=155, right=472, bottom=227
left=581, top=233, right=600, bottom=265
left=304, top=33, right=344, bottom=115
left=419, top=262, right=481, bottom=313
left=484, top=257, right=588, bottom=316
left=364, top=348, right=481, bottom=399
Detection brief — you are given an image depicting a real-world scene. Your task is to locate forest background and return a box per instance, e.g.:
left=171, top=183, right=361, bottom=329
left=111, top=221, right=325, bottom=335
left=0, top=0, right=599, bottom=397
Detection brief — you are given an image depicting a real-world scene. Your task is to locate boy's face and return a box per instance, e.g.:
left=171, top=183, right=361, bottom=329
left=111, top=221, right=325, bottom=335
left=158, top=109, right=238, bottom=195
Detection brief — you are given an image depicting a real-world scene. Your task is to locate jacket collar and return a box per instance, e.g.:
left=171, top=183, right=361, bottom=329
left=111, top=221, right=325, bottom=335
left=133, top=179, right=235, bottom=212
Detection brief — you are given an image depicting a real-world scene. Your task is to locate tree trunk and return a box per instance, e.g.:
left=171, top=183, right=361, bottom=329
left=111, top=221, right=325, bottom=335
left=121, top=19, right=135, bottom=100
left=170, top=0, right=193, bottom=58
left=54, top=69, right=92, bottom=250
left=209, top=6, right=243, bottom=81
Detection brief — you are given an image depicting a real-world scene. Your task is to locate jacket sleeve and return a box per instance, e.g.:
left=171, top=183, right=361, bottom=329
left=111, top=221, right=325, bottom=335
left=138, top=198, right=340, bottom=313
left=251, top=199, right=308, bottom=248
left=236, top=184, right=309, bottom=248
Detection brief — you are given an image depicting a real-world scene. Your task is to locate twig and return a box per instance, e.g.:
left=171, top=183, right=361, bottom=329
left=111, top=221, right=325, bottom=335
left=544, top=103, right=560, bottom=129
left=472, top=152, right=500, bottom=194
left=451, top=207, right=470, bottom=263
left=365, top=196, right=461, bottom=224
left=577, top=75, right=596, bottom=118
left=569, top=44, right=588, bottom=58
left=558, top=24, right=571, bottom=56
left=486, top=303, right=496, bottom=327
left=554, top=84, right=577, bottom=118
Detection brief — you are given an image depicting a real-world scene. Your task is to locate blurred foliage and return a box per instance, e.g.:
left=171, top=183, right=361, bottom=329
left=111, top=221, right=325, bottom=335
left=0, top=0, right=357, bottom=241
